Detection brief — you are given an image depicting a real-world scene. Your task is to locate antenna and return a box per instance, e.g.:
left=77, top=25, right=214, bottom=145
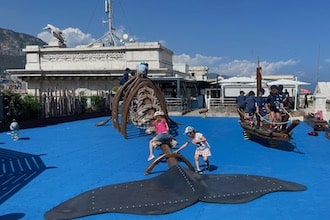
left=88, top=0, right=132, bottom=47
left=105, top=0, right=116, bottom=46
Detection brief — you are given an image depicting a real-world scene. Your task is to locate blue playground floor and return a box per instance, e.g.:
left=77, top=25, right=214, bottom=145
left=0, top=116, right=329, bottom=220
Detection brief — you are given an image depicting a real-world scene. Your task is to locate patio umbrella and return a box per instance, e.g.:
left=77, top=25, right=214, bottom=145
left=218, top=77, right=256, bottom=104
left=267, top=79, right=310, bottom=86
left=219, top=76, right=256, bottom=83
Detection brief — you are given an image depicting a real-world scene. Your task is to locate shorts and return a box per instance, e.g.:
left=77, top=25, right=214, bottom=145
left=270, top=106, right=280, bottom=113
left=154, top=133, right=172, bottom=142
left=195, top=148, right=211, bottom=158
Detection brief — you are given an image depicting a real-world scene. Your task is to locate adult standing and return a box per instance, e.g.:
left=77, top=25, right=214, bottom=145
left=304, top=94, right=309, bottom=108
left=119, top=68, right=131, bottom=85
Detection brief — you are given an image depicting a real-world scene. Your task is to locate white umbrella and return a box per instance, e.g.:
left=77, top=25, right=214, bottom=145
left=219, top=76, right=256, bottom=83
left=218, top=77, right=256, bottom=104
left=267, top=79, right=310, bottom=86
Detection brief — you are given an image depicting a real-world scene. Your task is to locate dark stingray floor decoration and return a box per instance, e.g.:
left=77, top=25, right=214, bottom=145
left=0, top=148, right=47, bottom=205
left=44, top=165, right=306, bottom=220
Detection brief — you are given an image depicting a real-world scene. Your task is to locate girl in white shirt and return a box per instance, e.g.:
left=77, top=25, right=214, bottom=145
left=175, top=126, right=211, bottom=174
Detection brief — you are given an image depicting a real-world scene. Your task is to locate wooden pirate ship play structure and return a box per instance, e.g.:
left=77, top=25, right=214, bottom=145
left=304, top=110, right=328, bottom=131
left=237, top=63, right=300, bottom=147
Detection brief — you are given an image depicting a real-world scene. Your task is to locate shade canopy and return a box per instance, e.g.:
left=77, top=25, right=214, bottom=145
left=267, top=79, right=310, bottom=86
left=219, top=76, right=256, bottom=83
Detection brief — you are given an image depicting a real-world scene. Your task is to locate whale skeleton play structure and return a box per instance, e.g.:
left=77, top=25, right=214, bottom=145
left=111, top=75, right=171, bottom=139
left=110, top=74, right=193, bottom=173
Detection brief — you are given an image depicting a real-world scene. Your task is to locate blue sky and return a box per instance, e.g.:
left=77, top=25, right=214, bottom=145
left=1, top=0, right=330, bottom=89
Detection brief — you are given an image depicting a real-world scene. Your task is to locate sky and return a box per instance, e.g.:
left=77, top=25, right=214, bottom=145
left=1, top=0, right=330, bottom=89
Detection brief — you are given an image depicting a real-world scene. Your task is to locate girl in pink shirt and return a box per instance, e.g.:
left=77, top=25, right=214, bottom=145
left=147, top=111, right=172, bottom=161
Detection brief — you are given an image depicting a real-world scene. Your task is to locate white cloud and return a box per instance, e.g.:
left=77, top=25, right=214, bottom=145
left=173, top=54, right=298, bottom=76
left=173, top=53, right=223, bottom=66
left=215, top=59, right=298, bottom=77
left=38, top=27, right=95, bottom=47
left=215, top=60, right=256, bottom=76
left=62, top=28, right=95, bottom=47
left=37, top=26, right=139, bottom=47
left=174, top=53, right=299, bottom=77
left=260, top=60, right=299, bottom=74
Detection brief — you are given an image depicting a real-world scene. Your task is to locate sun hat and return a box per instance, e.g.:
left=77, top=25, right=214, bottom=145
left=154, top=111, right=164, bottom=117
left=184, top=126, right=195, bottom=134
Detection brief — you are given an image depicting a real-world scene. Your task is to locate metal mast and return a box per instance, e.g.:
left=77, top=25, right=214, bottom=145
left=88, top=0, right=132, bottom=47
left=105, top=0, right=116, bottom=46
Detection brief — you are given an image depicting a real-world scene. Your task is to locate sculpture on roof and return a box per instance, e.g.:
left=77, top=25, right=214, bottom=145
left=43, top=24, right=66, bottom=47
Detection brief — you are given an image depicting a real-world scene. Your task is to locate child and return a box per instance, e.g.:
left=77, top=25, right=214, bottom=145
left=245, top=90, right=256, bottom=126
left=255, top=88, right=267, bottom=128
left=175, top=126, right=211, bottom=174
left=137, top=62, right=148, bottom=78
left=147, top=111, right=172, bottom=161
left=9, top=119, right=20, bottom=141
left=266, top=85, right=283, bottom=130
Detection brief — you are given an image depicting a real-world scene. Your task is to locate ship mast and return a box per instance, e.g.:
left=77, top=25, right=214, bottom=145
left=256, top=56, right=262, bottom=92
left=256, top=57, right=262, bottom=127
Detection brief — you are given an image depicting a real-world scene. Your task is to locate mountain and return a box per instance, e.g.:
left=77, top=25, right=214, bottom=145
left=0, top=28, right=46, bottom=73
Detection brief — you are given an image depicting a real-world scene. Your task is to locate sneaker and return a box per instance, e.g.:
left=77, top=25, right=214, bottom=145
left=147, top=155, right=155, bottom=161
left=170, top=139, right=178, bottom=148
left=196, top=169, right=203, bottom=174
left=205, top=161, right=210, bottom=170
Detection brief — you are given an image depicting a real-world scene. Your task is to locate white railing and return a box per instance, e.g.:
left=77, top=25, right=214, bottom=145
left=208, top=98, right=237, bottom=113
left=165, top=98, right=190, bottom=113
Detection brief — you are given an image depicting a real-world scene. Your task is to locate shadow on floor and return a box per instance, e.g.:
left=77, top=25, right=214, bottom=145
left=0, top=148, right=50, bottom=205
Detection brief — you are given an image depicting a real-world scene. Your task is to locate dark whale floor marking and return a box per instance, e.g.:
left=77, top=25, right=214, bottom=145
left=45, top=165, right=306, bottom=219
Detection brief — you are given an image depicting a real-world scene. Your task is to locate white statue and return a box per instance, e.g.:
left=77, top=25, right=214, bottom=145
left=43, top=24, right=66, bottom=46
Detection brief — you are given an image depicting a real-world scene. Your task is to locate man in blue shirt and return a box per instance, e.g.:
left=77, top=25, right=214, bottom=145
left=236, top=91, right=246, bottom=120
left=119, top=68, right=131, bottom=85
